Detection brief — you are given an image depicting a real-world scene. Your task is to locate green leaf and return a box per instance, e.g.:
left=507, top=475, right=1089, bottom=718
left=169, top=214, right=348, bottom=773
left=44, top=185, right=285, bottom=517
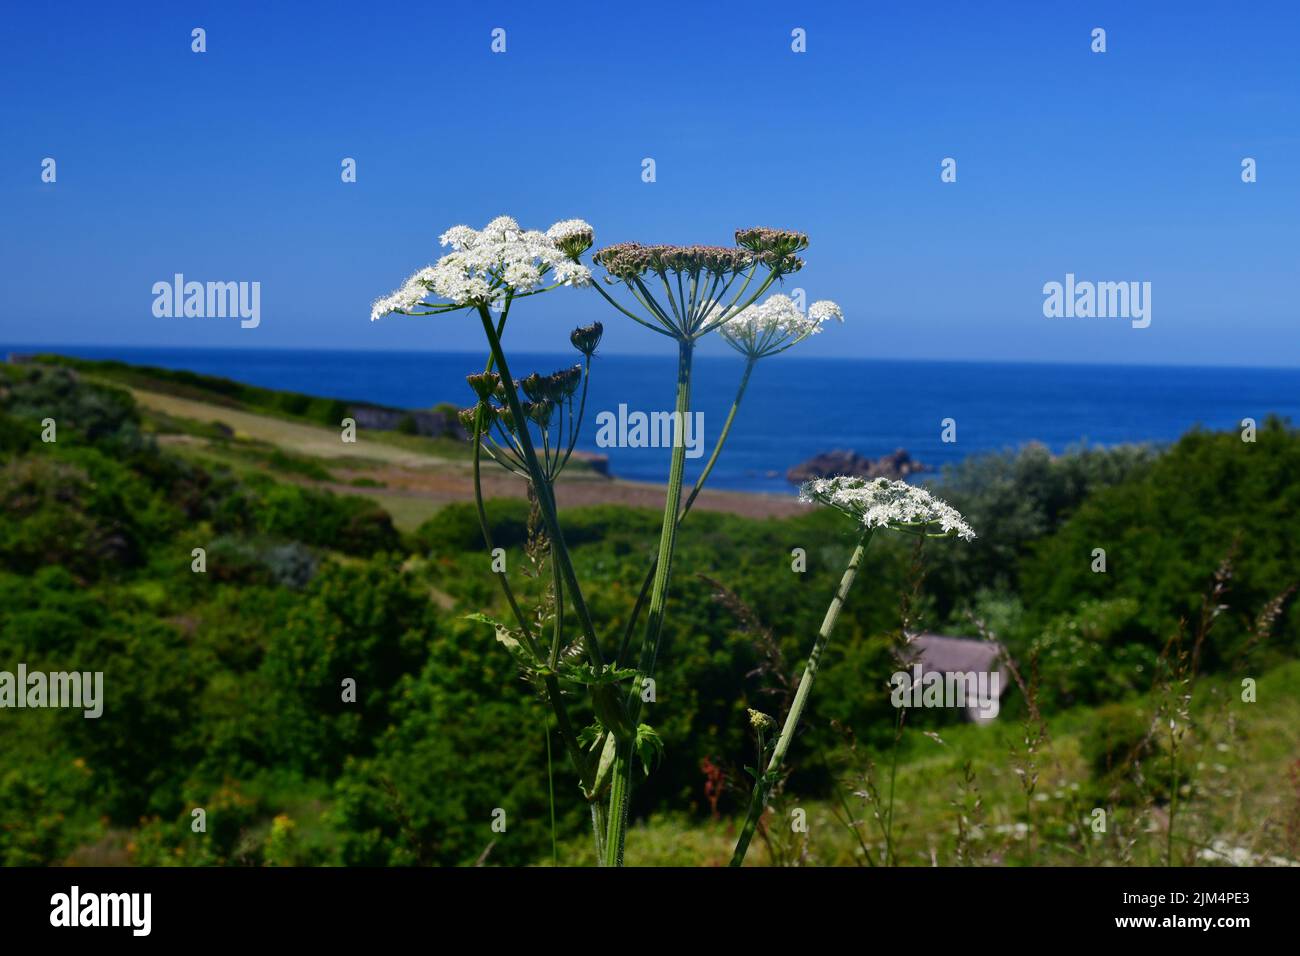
left=464, top=612, right=537, bottom=670
left=557, top=662, right=638, bottom=687
left=635, top=723, right=664, bottom=777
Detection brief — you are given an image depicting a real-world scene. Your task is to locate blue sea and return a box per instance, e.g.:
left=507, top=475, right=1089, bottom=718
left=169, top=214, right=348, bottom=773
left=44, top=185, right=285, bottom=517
left=11, top=346, right=1300, bottom=495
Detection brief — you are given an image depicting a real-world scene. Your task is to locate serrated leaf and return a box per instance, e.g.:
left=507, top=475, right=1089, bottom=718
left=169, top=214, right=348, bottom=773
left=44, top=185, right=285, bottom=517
left=557, top=662, right=639, bottom=686
left=635, top=723, right=664, bottom=777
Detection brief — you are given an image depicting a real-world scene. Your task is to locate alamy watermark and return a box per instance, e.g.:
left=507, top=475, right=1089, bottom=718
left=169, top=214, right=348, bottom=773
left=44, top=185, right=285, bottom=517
left=1042, top=273, right=1151, bottom=329
left=50, top=886, right=150, bottom=936
left=890, top=664, right=1000, bottom=719
left=594, top=404, right=705, bottom=459
left=152, top=274, right=260, bottom=328
left=0, top=664, right=103, bottom=718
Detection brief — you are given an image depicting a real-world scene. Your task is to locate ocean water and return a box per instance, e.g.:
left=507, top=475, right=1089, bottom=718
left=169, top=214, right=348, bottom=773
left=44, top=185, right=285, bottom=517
left=11, top=345, right=1300, bottom=495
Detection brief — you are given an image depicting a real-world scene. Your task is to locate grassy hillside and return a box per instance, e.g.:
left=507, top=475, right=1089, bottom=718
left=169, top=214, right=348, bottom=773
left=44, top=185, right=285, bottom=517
left=1, top=358, right=1296, bottom=867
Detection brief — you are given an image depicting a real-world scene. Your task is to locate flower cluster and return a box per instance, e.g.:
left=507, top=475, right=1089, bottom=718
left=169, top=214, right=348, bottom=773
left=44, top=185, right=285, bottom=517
left=720, top=293, right=844, bottom=358
left=592, top=243, right=756, bottom=281
left=546, top=219, right=596, bottom=260
left=369, top=267, right=437, bottom=322
left=371, top=216, right=593, bottom=320
left=521, top=365, right=582, bottom=403
left=734, top=227, right=809, bottom=271
left=800, top=476, right=976, bottom=540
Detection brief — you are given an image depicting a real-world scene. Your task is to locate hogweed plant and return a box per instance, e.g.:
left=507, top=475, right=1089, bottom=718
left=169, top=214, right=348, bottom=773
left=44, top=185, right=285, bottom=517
left=373, top=215, right=852, bottom=865
left=730, top=477, right=975, bottom=866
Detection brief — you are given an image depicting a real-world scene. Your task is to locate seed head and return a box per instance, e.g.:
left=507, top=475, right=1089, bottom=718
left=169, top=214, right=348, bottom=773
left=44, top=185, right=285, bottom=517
left=466, top=371, right=501, bottom=402
left=570, top=321, right=604, bottom=357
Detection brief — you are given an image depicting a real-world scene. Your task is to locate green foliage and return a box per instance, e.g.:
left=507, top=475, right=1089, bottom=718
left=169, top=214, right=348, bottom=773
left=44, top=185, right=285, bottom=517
left=1, top=361, right=1296, bottom=866
left=924, top=441, right=1156, bottom=614
left=1021, top=417, right=1300, bottom=669
left=1080, top=701, right=1181, bottom=807
left=1029, top=599, right=1153, bottom=710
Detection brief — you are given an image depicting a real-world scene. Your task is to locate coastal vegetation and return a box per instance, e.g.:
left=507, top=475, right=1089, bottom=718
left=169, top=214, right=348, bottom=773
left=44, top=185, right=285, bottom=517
left=1, top=357, right=1295, bottom=866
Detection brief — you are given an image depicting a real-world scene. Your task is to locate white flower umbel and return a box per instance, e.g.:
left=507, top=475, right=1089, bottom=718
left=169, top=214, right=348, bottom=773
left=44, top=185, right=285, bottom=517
left=808, top=300, right=844, bottom=324
left=546, top=218, right=596, bottom=258
left=800, top=476, right=976, bottom=540
left=370, top=267, right=437, bottom=322
left=370, top=215, right=593, bottom=320
left=720, top=293, right=843, bottom=359
left=731, top=473, right=972, bottom=866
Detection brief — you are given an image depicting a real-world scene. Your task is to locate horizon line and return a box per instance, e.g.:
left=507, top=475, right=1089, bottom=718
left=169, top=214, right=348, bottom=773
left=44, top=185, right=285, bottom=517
left=5, top=342, right=1300, bottom=375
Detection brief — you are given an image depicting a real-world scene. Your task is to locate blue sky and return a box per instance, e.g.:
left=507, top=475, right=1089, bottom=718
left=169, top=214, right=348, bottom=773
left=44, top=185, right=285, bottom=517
left=2, top=0, right=1296, bottom=365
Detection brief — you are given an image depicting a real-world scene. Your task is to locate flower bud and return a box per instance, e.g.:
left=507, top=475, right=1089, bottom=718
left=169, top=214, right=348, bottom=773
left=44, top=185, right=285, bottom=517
left=457, top=406, right=478, bottom=433
left=466, top=371, right=500, bottom=402
left=570, top=321, right=604, bottom=356
left=520, top=372, right=551, bottom=403
left=494, top=403, right=516, bottom=433
left=523, top=399, right=554, bottom=428
left=550, top=364, right=582, bottom=399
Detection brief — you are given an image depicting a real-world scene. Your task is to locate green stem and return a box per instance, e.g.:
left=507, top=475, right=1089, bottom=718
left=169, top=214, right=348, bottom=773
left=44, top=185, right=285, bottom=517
left=547, top=720, right=557, bottom=867
left=885, top=708, right=903, bottom=866
left=549, top=544, right=564, bottom=668
left=616, top=356, right=757, bottom=666
left=1167, top=724, right=1178, bottom=867
left=472, top=308, right=607, bottom=854
left=730, top=530, right=873, bottom=867
left=590, top=801, right=607, bottom=864
left=477, top=306, right=604, bottom=669
left=472, top=404, right=590, bottom=789
left=604, top=337, right=695, bottom=866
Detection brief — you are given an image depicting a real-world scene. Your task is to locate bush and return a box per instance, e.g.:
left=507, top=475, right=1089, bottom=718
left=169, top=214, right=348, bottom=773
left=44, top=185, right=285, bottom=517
left=1021, top=417, right=1300, bottom=669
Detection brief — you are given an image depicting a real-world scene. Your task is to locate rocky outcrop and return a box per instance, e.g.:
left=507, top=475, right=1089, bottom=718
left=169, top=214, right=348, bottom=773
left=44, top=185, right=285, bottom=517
left=569, top=450, right=610, bottom=476
left=786, top=448, right=929, bottom=484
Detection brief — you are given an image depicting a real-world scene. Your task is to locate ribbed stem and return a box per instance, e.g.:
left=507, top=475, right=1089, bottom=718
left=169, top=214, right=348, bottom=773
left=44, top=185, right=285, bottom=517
left=478, top=307, right=604, bottom=668
left=603, top=337, right=695, bottom=866
left=616, top=357, right=756, bottom=666
left=730, top=530, right=873, bottom=867
left=475, top=307, right=609, bottom=856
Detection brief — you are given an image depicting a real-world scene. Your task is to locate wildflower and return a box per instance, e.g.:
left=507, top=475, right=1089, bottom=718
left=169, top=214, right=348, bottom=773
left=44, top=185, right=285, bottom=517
left=720, top=293, right=844, bottom=359
left=369, top=267, right=435, bottom=322
left=592, top=242, right=758, bottom=281
left=590, top=227, right=808, bottom=345
left=748, top=709, right=776, bottom=732
left=552, top=257, right=593, bottom=287
left=547, top=218, right=596, bottom=259
left=371, top=215, right=594, bottom=318
left=799, top=476, right=976, bottom=540
left=735, top=226, right=809, bottom=257
left=520, top=372, right=551, bottom=403
left=551, top=364, right=583, bottom=399
left=466, top=371, right=500, bottom=402
left=524, top=399, right=554, bottom=428
left=493, top=403, right=517, bottom=433
left=570, top=321, right=603, bottom=356
left=457, top=405, right=482, bottom=434
left=808, top=300, right=844, bottom=324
